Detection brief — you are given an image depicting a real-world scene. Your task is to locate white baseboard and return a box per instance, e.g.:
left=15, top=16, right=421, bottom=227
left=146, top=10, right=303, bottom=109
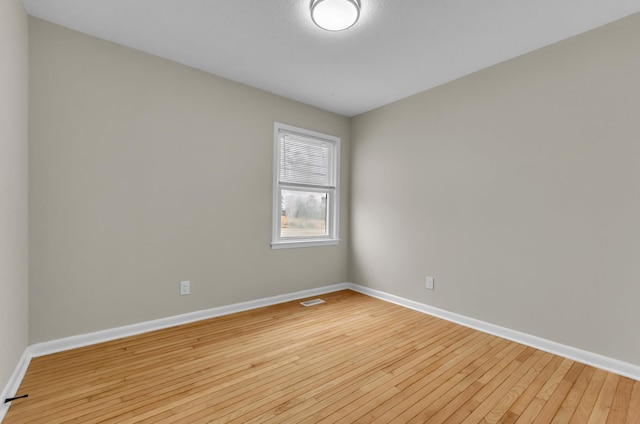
left=28, top=283, right=351, bottom=357
left=347, top=283, right=640, bottom=382
left=1, top=283, right=350, bottom=423
left=0, top=349, right=31, bottom=422
left=3, top=281, right=639, bottom=422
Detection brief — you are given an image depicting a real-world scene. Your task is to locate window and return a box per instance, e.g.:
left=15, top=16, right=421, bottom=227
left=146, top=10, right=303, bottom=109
left=272, top=122, right=340, bottom=248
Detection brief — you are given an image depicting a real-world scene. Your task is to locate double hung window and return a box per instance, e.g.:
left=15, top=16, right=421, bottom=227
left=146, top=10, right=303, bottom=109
left=272, top=122, right=340, bottom=248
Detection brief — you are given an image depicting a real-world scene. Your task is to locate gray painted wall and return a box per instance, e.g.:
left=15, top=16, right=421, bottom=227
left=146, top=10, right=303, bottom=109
left=350, top=14, right=640, bottom=365
left=16, top=9, right=640, bottom=373
left=29, top=18, right=350, bottom=343
left=0, top=0, right=29, bottom=393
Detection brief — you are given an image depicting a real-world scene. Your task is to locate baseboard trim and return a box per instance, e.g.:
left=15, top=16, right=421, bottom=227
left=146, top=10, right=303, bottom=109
left=0, top=349, right=31, bottom=422
left=2, top=284, right=350, bottom=422
left=3, top=281, right=639, bottom=422
left=346, top=283, right=640, bottom=382
left=28, top=283, right=351, bottom=358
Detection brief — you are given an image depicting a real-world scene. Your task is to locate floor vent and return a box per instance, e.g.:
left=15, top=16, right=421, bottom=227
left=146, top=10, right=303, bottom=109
left=300, top=299, right=325, bottom=307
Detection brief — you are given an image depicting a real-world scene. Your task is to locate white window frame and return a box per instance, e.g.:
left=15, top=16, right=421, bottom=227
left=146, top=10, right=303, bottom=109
left=271, top=122, right=340, bottom=249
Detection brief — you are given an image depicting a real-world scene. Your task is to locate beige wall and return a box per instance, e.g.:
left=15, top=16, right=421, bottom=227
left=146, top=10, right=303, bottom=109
left=351, top=14, right=640, bottom=365
left=0, top=0, right=29, bottom=392
left=23, top=9, right=640, bottom=368
left=29, top=18, right=350, bottom=343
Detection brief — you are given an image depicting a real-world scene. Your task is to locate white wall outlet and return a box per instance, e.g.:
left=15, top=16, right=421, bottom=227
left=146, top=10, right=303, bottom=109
left=180, top=281, right=190, bottom=295
left=425, top=276, right=435, bottom=290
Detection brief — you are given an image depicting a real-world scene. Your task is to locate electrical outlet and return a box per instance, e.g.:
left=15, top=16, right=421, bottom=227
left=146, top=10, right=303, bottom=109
left=425, top=276, right=434, bottom=290
left=180, top=281, right=190, bottom=295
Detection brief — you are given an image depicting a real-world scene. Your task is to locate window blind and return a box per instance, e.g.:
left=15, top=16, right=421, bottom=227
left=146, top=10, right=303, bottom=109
left=279, top=132, right=333, bottom=188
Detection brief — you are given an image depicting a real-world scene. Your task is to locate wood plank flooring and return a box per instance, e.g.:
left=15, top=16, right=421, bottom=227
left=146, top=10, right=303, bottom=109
left=4, top=290, right=639, bottom=423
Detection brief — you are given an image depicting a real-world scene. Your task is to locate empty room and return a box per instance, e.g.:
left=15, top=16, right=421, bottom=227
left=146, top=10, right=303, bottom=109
left=1, top=0, right=640, bottom=422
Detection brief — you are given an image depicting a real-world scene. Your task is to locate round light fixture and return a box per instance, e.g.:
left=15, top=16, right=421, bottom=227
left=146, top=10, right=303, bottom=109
left=311, top=0, right=361, bottom=32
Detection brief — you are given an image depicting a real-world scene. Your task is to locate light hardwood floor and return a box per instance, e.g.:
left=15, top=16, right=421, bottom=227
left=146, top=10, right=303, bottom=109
left=4, top=290, right=639, bottom=423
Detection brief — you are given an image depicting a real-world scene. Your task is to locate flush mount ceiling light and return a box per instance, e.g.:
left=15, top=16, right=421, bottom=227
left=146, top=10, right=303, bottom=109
left=311, top=0, right=361, bottom=31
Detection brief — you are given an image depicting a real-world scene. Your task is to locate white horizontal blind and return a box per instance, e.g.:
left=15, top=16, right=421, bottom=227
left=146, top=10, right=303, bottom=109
left=279, top=132, right=333, bottom=188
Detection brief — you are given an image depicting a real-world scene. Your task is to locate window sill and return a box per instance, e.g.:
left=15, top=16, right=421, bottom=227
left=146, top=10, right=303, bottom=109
left=271, top=239, right=340, bottom=249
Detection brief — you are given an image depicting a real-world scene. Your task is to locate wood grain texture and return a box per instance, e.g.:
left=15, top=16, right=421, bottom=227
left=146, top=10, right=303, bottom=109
left=4, top=290, right=639, bottom=423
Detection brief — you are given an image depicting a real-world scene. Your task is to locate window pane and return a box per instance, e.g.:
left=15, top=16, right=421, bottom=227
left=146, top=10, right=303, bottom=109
left=280, top=190, right=327, bottom=238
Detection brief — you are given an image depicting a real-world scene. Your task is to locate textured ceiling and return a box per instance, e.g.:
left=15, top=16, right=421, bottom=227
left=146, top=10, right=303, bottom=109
left=22, top=0, right=640, bottom=117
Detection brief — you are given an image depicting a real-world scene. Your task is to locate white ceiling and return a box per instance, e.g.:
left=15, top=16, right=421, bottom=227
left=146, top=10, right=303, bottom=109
left=22, top=0, right=640, bottom=117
